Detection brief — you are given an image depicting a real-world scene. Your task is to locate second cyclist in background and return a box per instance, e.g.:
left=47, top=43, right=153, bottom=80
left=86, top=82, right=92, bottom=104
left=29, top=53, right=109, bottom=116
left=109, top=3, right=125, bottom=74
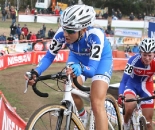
left=118, top=38, right=155, bottom=130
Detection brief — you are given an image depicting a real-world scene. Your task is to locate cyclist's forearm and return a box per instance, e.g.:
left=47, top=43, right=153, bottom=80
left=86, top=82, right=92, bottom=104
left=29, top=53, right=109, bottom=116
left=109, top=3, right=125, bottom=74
left=35, top=51, right=55, bottom=75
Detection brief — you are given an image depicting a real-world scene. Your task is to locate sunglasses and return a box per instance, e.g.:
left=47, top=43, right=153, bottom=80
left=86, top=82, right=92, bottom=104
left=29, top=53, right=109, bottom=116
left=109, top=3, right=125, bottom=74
left=63, top=29, right=76, bottom=34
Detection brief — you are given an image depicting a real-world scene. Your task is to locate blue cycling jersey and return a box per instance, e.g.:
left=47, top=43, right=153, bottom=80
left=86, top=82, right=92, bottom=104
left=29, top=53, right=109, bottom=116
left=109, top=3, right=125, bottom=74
left=35, top=26, right=112, bottom=78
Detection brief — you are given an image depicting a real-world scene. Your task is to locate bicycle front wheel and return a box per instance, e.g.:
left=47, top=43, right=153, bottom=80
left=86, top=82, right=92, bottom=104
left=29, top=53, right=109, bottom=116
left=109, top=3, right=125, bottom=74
left=105, top=94, right=122, bottom=130
left=139, top=116, right=147, bottom=130
left=25, top=104, right=85, bottom=130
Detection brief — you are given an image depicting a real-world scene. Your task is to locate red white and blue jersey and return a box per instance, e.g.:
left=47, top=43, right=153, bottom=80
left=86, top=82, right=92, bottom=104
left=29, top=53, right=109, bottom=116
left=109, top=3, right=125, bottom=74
left=119, top=54, right=155, bottom=108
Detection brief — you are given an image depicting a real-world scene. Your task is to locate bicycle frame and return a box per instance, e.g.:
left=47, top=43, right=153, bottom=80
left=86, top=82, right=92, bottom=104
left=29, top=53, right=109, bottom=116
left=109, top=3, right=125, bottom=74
left=131, top=102, right=149, bottom=130
left=25, top=72, right=121, bottom=130
left=60, top=75, right=95, bottom=130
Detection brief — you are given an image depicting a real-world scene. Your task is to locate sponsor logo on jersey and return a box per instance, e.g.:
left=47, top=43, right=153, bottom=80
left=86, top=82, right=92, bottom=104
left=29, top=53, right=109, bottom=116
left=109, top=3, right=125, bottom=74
left=133, top=68, right=144, bottom=75
left=81, top=48, right=91, bottom=53
left=86, top=66, right=90, bottom=70
left=145, top=71, right=154, bottom=75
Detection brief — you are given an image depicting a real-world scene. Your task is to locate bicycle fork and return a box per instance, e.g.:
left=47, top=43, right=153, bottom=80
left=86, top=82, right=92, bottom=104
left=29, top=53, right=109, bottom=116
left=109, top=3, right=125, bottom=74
left=89, top=108, right=95, bottom=130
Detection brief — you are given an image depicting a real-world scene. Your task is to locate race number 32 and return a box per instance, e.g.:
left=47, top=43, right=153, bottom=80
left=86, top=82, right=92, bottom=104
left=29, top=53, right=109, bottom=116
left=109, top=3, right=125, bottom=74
left=124, top=63, right=133, bottom=74
left=49, top=39, right=62, bottom=55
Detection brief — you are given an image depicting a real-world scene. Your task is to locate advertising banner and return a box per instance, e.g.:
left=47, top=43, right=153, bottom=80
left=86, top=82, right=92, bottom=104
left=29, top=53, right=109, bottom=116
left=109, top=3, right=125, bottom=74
left=115, top=28, right=142, bottom=38
left=148, top=22, right=155, bottom=38
left=6, top=52, right=33, bottom=68
left=0, top=92, right=26, bottom=130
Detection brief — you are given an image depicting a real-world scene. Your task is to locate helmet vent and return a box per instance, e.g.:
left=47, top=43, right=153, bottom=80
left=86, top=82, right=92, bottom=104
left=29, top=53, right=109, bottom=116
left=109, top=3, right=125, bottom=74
left=150, top=47, right=155, bottom=52
left=86, top=9, right=89, bottom=12
left=145, top=44, right=147, bottom=51
left=69, top=16, right=76, bottom=21
left=148, top=44, right=151, bottom=51
left=79, top=10, right=83, bottom=15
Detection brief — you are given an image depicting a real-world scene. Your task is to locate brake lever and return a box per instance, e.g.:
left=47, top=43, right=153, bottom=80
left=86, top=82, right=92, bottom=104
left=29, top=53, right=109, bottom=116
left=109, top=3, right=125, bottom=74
left=24, top=79, right=29, bottom=93
left=24, top=72, right=32, bottom=93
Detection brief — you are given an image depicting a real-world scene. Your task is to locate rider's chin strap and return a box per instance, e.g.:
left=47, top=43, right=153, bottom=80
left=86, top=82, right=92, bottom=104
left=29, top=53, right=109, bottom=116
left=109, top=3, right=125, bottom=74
left=74, top=31, right=83, bottom=43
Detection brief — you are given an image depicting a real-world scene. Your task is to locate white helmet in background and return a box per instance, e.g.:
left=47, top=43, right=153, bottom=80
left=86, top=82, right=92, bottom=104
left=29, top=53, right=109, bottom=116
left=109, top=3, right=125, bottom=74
left=139, top=38, right=155, bottom=53
left=60, top=4, right=96, bottom=31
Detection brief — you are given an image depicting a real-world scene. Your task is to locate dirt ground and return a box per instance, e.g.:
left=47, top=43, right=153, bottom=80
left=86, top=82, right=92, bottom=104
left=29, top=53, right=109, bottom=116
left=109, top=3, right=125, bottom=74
left=0, top=63, right=67, bottom=121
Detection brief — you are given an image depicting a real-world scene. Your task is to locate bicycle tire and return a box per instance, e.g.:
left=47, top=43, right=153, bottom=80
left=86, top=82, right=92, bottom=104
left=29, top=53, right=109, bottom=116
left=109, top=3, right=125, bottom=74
left=105, top=94, right=122, bottom=130
left=139, top=116, right=147, bottom=130
left=25, top=104, right=85, bottom=130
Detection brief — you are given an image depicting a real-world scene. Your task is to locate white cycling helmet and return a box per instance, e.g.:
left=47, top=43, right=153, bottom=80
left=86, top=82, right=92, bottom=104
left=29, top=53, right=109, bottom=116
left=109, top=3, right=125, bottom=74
left=60, top=4, right=96, bottom=31
left=139, top=38, right=155, bottom=53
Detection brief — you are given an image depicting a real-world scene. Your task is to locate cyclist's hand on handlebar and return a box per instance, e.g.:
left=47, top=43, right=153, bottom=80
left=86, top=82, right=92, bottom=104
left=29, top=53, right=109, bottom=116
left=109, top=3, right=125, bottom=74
left=67, top=64, right=82, bottom=77
left=117, top=94, right=123, bottom=108
left=66, top=67, right=76, bottom=78
left=24, top=69, right=38, bottom=86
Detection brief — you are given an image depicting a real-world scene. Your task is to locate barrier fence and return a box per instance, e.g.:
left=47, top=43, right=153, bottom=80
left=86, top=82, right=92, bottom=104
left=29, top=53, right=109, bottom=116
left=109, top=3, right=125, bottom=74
left=0, top=50, right=129, bottom=71
left=0, top=91, right=26, bottom=130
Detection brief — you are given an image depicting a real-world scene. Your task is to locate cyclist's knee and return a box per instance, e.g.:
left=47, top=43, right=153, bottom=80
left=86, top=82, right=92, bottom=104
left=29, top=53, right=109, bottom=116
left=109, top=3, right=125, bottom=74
left=91, top=99, right=105, bottom=114
left=124, top=103, right=135, bottom=114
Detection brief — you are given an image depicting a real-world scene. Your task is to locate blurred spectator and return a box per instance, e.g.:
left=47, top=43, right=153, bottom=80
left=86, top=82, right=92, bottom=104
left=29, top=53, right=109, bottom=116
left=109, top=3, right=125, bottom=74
left=129, top=12, right=135, bottom=21
left=124, top=44, right=132, bottom=58
left=2, top=8, right=7, bottom=21
left=59, top=8, right=63, bottom=15
left=34, top=9, right=37, bottom=22
left=142, top=12, right=146, bottom=20
left=16, top=24, right=21, bottom=38
left=124, top=44, right=131, bottom=53
left=112, top=15, right=118, bottom=20
left=13, top=34, right=19, bottom=44
left=25, top=7, right=30, bottom=15
left=4, top=1, right=7, bottom=8
left=105, top=25, right=114, bottom=36
left=10, top=6, right=16, bottom=24
left=5, top=6, right=10, bottom=19
left=10, top=23, right=17, bottom=36
left=132, top=43, right=139, bottom=53
left=15, top=7, right=18, bottom=21
left=102, top=11, right=108, bottom=19
left=7, top=35, right=14, bottom=44
left=21, top=24, right=29, bottom=37
left=98, top=11, right=102, bottom=19
left=30, top=32, right=37, bottom=42
left=19, top=31, right=26, bottom=42
left=48, top=28, right=55, bottom=39
left=0, top=33, right=7, bottom=44
left=27, top=31, right=32, bottom=40
left=55, top=8, right=60, bottom=15
left=8, top=2, right=11, bottom=9
left=31, top=8, right=35, bottom=14
left=117, top=11, right=122, bottom=19
left=42, top=24, right=46, bottom=35
left=39, top=27, right=45, bottom=38
left=137, top=13, right=142, bottom=20
left=36, top=31, right=42, bottom=40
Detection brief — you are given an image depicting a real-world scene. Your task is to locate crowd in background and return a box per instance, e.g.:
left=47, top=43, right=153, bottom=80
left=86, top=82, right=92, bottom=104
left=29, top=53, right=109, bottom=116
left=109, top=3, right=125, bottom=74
left=0, top=1, right=147, bottom=57
left=0, top=1, right=154, bottom=21
left=0, top=22, right=56, bottom=44
left=96, top=8, right=153, bottom=21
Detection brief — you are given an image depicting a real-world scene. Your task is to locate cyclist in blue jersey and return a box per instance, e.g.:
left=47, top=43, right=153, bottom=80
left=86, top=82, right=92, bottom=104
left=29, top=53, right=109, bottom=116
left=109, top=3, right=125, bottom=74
left=118, top=38, right=155, bottom=130
left=25, top=4, right=113, bottom=130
